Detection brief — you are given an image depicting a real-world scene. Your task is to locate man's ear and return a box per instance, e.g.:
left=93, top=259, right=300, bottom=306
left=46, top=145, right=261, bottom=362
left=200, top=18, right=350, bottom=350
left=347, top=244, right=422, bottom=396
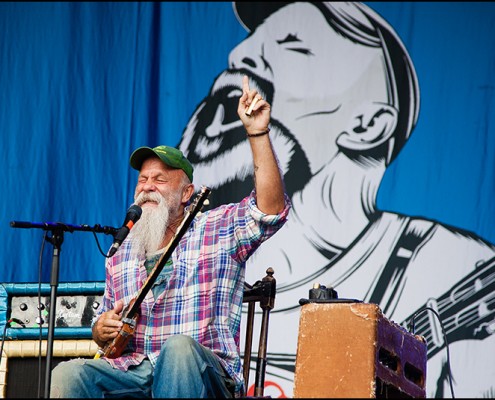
left=182, top=183, right=195, bottom=204
left=336, top=102, right=398, bottom=152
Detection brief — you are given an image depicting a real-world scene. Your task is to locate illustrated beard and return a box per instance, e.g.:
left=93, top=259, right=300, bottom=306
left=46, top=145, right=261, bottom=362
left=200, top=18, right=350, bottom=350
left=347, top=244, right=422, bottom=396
left=178, top=69, right=311, bottom=207
left=130, top=191, right=175, bottom=255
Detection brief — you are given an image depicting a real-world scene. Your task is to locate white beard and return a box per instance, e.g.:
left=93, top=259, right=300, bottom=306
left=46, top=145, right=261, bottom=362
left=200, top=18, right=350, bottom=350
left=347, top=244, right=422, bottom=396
left=130, top=191, right=172, bottom=255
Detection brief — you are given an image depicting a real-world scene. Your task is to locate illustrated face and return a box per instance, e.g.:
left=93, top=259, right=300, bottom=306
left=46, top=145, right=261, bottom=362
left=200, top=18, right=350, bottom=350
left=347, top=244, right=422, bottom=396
left=179, top=3, right=388, bottom=206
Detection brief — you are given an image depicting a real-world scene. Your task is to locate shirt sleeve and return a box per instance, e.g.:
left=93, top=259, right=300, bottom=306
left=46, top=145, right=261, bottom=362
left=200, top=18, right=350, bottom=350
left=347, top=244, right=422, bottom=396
left=247, top=189, right=291, bottom=226
left=221, top=189, right=291, bottom=263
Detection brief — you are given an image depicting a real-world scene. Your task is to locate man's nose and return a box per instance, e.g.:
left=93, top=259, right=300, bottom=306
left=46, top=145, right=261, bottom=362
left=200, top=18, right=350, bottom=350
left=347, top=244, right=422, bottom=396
left=228, top=39, right=271, bottom=78
left=142, top=180, right=157, bottom=192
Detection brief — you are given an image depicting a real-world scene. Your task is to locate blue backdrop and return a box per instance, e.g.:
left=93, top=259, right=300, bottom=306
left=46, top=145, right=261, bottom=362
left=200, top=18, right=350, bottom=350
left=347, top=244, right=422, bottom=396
left=2, top=2, right=495, bottom=398
left=1, top=1, right=494, bottom=286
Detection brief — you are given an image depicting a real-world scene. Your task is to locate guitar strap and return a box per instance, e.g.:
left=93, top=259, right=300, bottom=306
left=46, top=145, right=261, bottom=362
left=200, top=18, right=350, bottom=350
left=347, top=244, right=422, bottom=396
left=366, top=216, right=436, bottom=317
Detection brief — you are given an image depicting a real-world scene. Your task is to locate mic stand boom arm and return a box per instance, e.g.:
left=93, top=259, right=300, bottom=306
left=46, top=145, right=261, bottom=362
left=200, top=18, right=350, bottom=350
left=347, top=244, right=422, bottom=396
left=10, top=221, right=118, bottom=235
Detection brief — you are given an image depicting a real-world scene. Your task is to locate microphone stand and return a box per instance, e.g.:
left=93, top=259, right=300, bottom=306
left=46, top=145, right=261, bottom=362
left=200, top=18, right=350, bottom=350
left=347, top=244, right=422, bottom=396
left=10, top=221, right=117, bottom=398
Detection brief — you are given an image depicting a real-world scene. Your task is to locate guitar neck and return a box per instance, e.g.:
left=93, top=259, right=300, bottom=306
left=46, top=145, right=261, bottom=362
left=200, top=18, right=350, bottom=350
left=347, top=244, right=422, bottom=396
left=122, top=186, right=211, bottom=320
left=403, top=256, right=495, bottom=358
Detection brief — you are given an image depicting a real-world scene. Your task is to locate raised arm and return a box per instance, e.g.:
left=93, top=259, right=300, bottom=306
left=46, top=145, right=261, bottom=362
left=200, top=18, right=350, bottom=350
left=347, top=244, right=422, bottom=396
left=237, top=75, right=286, bottom=214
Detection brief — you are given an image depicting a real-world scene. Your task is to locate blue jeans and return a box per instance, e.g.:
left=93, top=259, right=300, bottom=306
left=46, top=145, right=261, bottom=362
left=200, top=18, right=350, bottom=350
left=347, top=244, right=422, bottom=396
left=50, top=335, right=235, bottom=398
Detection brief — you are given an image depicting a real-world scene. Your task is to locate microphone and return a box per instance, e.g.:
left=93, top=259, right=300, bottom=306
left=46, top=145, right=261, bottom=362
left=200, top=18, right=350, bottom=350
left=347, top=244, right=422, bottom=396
left=107, top=204, right=142, bottom=257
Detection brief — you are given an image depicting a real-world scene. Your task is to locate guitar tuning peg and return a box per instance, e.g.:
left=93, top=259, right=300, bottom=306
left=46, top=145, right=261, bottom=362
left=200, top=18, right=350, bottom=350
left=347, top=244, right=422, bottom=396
left=203, top=199, right=210, bottom=206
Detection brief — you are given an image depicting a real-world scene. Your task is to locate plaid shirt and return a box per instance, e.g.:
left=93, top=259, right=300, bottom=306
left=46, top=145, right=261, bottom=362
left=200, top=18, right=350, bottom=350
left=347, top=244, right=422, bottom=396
left=94, top=190, right=290, bottom=395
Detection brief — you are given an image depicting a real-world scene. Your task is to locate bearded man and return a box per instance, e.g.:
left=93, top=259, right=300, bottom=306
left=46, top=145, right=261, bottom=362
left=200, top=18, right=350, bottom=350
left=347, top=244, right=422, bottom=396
left=49, top=75, right=290, bottom=398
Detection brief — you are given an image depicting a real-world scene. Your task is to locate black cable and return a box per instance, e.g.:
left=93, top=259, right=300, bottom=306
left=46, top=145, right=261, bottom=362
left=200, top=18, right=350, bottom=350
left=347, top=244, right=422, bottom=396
left=408, top=306, right=455, bottom=399
left=0, top=318, right=26, bottom=368
left=92, top=231, right=111, bottom=258
left=0, top=317, right=9, bottom=368
left=37, top=231, right=47, bottom=398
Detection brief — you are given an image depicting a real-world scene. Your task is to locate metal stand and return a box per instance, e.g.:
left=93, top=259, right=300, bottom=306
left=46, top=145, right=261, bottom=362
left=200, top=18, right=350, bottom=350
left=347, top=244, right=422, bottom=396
left=44, top=228, right=63, bottom=398
left=242, top=267, right=276, bottom=397
left=10, top=220, right=116, bottom=398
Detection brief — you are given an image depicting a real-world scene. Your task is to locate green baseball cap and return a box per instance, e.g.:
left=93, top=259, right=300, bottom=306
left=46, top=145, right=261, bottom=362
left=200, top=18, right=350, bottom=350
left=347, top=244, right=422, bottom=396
left=129, top=145, right=194, bottom=182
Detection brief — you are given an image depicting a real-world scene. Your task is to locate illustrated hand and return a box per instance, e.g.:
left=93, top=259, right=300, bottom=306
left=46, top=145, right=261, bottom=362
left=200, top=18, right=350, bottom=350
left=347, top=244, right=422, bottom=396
left=238, top=75, right=271, bottom=135
left=92, top=299, right=124, bottom=348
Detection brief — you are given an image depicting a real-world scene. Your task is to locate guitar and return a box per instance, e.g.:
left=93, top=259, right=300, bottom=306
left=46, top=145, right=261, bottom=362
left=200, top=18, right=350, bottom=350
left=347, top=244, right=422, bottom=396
left=402, top=255, right=495, bottom=359
left=95, top=186, right=212, bottom=359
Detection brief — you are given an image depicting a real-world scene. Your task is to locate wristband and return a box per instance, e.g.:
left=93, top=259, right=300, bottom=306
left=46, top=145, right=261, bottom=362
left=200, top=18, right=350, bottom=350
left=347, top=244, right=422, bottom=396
left=246, top=128, right=270, bottom=138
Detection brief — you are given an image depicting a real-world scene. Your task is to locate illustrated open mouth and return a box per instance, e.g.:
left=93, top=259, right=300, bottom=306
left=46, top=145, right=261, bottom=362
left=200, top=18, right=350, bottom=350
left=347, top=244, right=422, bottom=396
left=180, top=70, right=272, bottom=164
left=178, top=69, right=312, bottom=206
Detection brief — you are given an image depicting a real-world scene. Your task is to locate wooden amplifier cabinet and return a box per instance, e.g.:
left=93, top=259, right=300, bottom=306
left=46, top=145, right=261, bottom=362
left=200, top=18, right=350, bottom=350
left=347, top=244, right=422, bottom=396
left=293, top=302, right=426, bottom=398
left=0, top=339, right=98, bottom=398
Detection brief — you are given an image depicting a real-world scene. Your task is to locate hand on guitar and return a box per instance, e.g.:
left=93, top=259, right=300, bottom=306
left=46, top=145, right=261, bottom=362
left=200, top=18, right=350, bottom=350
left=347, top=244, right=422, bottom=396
left=92, top=300, right=124, bottom=348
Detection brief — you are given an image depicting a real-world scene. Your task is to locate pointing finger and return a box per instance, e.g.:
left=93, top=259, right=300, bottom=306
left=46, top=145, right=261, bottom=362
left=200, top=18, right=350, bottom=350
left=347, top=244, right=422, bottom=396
left=242, top=75, right=250, bottom=95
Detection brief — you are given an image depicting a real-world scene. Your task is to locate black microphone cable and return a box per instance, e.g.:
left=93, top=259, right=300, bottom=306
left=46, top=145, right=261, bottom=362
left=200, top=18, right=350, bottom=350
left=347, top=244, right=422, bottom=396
left=92, top=230, right=112, bottom=258
left=408, top=306, right=455, bottom=399
left=37, top=230, right=48, bottom=398
left=90, top=204, right=143, bottom=258
left=0, top=318, right=7, bottom=368
left=0, top=319, right=9, bottom=369
left=107, top=204, right=142, bottom=258
left=0, top=317, right=27, bottom=368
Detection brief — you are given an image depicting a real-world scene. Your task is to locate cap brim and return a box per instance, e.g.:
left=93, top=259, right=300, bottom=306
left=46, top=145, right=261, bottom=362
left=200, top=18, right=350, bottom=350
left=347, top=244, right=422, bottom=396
left=233, top=2, right=290, bottom=32
left=129, top=147, right=159, bottom=170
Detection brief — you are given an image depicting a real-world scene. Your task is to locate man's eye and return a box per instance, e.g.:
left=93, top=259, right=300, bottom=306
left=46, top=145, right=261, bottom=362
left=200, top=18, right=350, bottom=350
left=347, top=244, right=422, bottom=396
left=286, top=47, right=314, bottom=56
left=277, top=33, right=301, bottom=44
left=277, top=34, right=313, bottom=56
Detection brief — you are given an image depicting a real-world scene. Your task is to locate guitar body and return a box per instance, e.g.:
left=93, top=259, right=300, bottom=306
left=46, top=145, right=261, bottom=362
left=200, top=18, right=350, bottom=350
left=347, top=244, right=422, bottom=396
left=102, top=313, right=139, bottom=358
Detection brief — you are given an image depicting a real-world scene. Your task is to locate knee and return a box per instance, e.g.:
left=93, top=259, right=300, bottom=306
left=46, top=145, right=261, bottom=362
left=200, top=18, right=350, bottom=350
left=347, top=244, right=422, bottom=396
left=160, top=335, right=198, bottom=362
left=161, top=334, right=197, bottom=358
left=52, top=358, right=86, bottom=381
left=51, top=359, right=87, bottom=397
